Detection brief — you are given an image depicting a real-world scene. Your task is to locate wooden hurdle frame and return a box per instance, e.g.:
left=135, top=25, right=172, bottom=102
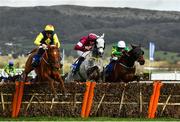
left=0, top=81, right=180, bottom=118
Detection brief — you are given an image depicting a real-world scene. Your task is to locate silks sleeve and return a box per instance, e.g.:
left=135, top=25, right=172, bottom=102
left=34, top=33, right=44, bottom=46
left=53, top=34, right=60, bottom=48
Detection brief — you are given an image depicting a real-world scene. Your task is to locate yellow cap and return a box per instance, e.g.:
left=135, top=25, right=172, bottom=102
left=45, top=24, right=54, bottom=31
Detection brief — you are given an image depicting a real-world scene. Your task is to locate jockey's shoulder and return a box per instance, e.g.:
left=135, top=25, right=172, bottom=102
left=125, top=46, right=130, bottom=51
left=80, top=36, right=88, bottom=41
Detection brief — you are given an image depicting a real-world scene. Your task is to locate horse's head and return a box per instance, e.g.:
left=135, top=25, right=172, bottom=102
left=46, top=44, right=61, bottom=70
left=128, top=44, right=145, bottom=65
left=93, top=33, right=105, bottom=57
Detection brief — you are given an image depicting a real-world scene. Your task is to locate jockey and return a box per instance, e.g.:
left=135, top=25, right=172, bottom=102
left=32, top=24, right=61, bottom=67
left=111, top=40, right=129, bottom=60
left=1, top=61, right=16, bottom=82
left=106, top=40, right=129, bottom=74
left=72, top=33, right=99, bottom=75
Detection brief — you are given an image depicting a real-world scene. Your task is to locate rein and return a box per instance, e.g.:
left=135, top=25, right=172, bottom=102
left=42, top=48, right=61, bottom=71
left=42, top=55, right=50, bottom=65
left=118, top=62, right=132, bottom=69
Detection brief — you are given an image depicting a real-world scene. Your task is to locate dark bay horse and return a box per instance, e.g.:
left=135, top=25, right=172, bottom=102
left=23, top=45, right=66, bottom=98
left=105, top=44, right=145, bottom=83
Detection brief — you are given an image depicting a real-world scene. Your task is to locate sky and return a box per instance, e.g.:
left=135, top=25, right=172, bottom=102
left=0, top=0, right=180, bottom=12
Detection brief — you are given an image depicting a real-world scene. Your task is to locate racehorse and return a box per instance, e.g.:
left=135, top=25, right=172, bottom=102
left=65, top=34, right=105, bottom=83
left=23, top=44, right=66, bottom=98
left=105, top=44, right=145, bottom=83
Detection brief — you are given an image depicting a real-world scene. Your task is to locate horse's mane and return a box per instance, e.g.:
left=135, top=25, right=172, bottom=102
left=27, top=48, right=38, bottom=55
left=119, top=45, right=144, bottom=67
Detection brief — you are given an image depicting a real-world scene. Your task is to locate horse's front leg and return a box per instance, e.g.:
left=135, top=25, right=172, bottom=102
left=55, top=74, right=67, bottom=97
left=22, top=71, right=30, bottom=82
left=44, top=75, right=58, bottom=99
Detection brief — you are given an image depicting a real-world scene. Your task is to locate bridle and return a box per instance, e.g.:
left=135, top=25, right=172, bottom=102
left=42, top=47, right=61, bottom=71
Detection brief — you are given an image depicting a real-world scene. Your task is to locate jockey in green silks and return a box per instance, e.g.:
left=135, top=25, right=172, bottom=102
left=106, top=40, right=130, bottom=74
left=1, top=61, right=16, bottom=82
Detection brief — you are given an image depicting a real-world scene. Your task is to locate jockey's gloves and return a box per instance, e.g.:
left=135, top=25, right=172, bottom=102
left=112, top=57, right=118, bottom=61
left=42, top=44, right=48, bottom=49
left=85, top=46, right=92, bottom=51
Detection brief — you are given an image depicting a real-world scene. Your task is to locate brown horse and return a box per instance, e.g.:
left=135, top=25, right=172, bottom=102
left=105, top=44, right=145, bottom=83
left=23, top=45, right=66, bottom=98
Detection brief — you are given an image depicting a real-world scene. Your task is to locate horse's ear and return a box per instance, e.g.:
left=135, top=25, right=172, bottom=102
left=101, top=33, right=105, bottom=38
left=99, top=33, right=104, bottom=39
left=131, top=44, right=137, bottom=49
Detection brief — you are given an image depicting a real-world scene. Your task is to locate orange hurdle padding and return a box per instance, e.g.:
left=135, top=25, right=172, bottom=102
left=15, top=81, right=25, bottom=117
left=81, top=81, right=91, bottom=118
left=150, top=82, right=163, bottom=118
left=148, top=81, right=158, bottom=118
left=85, top=81, right=96, bottom=118
left=12, top=81, right=20, bottom=118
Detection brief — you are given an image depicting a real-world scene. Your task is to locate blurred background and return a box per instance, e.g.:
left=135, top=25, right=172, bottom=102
left=0, top=0, right=180, bottom=79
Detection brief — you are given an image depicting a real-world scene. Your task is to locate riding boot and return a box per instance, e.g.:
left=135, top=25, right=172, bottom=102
left=105, top=60, right=116, bottom=76
left=72, top=57, right=85, bottom=75
left=32, top=48, right=45, bottom=68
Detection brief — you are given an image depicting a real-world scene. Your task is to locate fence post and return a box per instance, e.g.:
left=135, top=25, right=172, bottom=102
left=148, top=80, right=163, bottom=118
left=12, top=81, right=25, bottom=118
left=85, top=81, right=96, bottom=117
left=12, top=81, right=20, bottom=118
left=81, top=81, right=91, bottom=118
left=15, top=81, right=25, bottom=117
left=150, top=81, right=163, bottom=118
left=148, top=81, right=158, bottom=118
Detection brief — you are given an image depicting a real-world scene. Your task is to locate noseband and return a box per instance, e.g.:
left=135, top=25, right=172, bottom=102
left=43, top=48, right=61, bottom=71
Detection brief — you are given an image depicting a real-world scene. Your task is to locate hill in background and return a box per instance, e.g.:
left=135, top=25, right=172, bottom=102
left=0, top=5, right=180, bottom=56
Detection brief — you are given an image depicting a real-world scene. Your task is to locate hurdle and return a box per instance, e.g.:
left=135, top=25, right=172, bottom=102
left=148, top=80, right=163, bottom=118
left=81, top=81, right=96, bottom=118
left=12, top=81, right=31, bottom=118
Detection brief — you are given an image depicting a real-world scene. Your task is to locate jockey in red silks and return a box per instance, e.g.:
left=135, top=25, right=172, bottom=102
left=72, top=33, right=99, bottom=75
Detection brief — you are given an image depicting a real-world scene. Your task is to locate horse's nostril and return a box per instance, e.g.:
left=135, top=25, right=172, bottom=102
left=140, top=60, right=145, bottom=65
left=99, top=53, right=103, bottom=57
left=99, top=51, right=103, bottom=55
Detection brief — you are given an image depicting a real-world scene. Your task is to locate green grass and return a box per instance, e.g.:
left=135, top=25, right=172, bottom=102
left=0, top=117, right=179, bottom=121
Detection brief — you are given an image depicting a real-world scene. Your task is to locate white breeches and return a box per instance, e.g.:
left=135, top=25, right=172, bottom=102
left=77, top=51, right=90, bottom=58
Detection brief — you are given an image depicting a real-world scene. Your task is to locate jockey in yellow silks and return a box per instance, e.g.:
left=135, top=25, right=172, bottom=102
left=32, top=24, right=61, bottom=67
